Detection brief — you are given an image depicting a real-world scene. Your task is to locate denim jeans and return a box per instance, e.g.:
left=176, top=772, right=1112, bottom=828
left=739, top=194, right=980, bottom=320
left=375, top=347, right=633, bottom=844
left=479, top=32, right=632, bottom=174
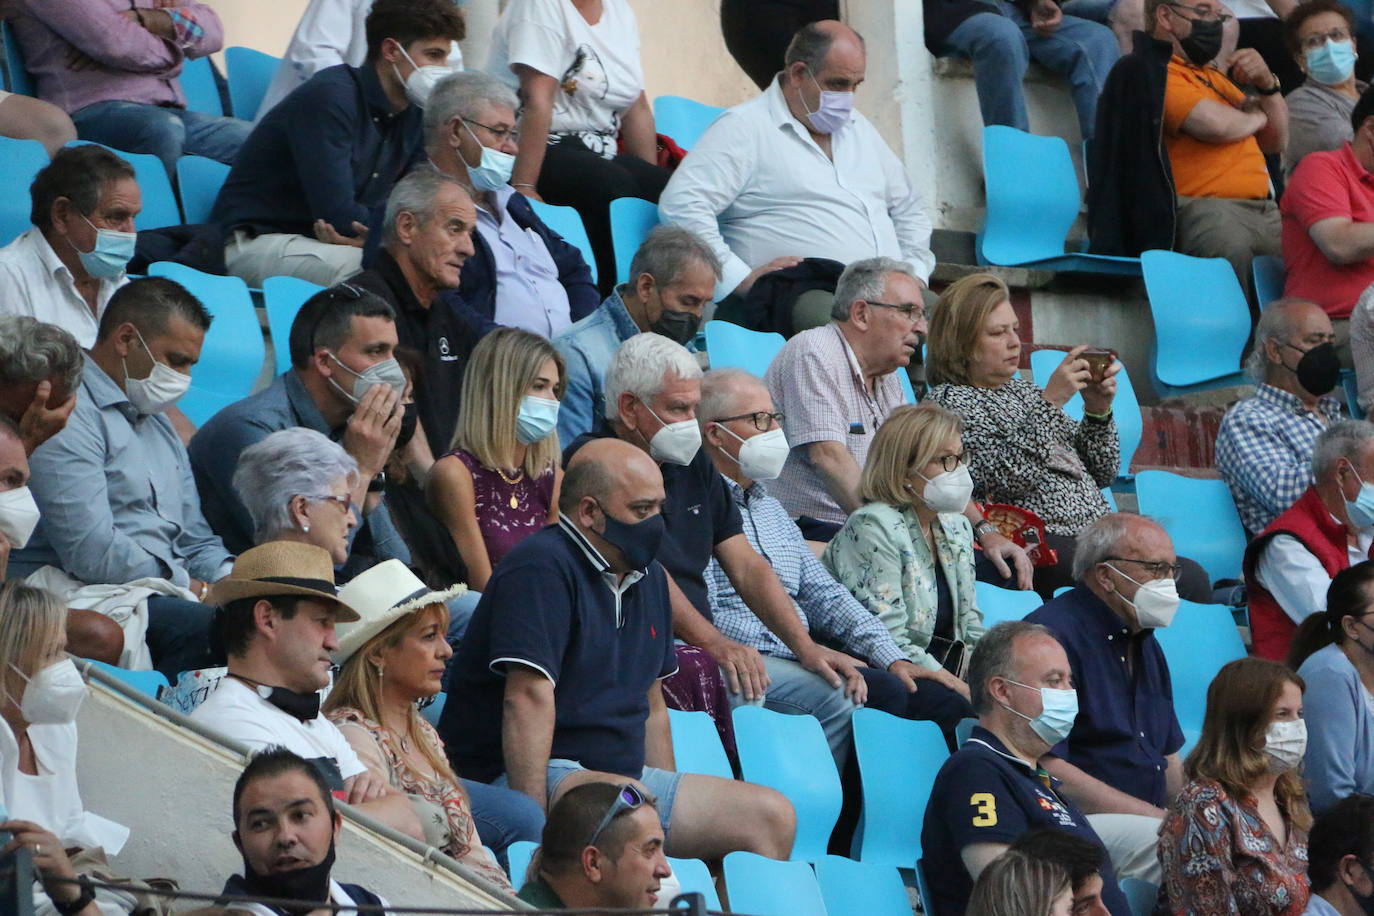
left=460, top=777, right=545, bottom=869
left=71, top=100, right=251, bottom=178
left=1059, top=0, right=1119, bottom=22
left=145, top=595, right=223, bottom=684
left=942, top=0, right=1119, bottom=138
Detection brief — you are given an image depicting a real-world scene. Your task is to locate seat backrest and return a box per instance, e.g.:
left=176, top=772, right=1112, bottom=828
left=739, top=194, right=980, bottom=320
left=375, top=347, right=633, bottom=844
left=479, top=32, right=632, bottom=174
left=732, top=705, right=842, bottom=862
left=815, top=855, right=912, bottom=916
left=419, top=691, right=446, bottom=728
left=652, top=95, right=725, bottom=151
left=1120, top=878, right=1161, bottom=916
left=667, top=857, right=722, bottom=910
left=225, top=46, right=281, bottom=120
left=69, top=141, right=181, bottom=228
left=505, top=840, right=538, bottom=886
left=83, top=659, right=169, bottom=699
left=723, top=850, right=828, bottom=916
left=850, top=709, right=949, bottom=866
left=175, top=155, right=231, bottom=225
left=609, top=197, right=659, bottom=284
left=1141, top=250, right=1251, bottom=389
left=262, top=275, right=324, bottom=375
left=973, top=581, right=1043, bottom=628
left=666, top=708, right=733, bottom=779
left=0, top=137, right=48, bottom=245
left=527, top=199, right=598, bottom=285
left=1134, top=469, right=1246, bottom=582
left=914, top=859, right=937, bottom=916
left=981, top=126, right=1080, bottom=266
left=1252, top=254, right=1286, bottom=311
left=1153, top=599, right=1246, bottom=751
left=2, top=21, right=34, bottom=96
left=1029, top=348, right=1141, bottom=479
left=703, top=320, right=785, bottom=376
left=180, top=55, right=224, bottom=117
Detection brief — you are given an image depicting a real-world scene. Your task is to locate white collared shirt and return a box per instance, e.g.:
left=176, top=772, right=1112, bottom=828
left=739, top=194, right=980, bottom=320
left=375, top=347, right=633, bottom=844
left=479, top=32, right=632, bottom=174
left=0, top=228, right=127, bottom=347
left=658, top=77, right=935, bottom=299
left=478, top=186, right=572, bottom=336
left=1256, top=518, right=1374, bottom=623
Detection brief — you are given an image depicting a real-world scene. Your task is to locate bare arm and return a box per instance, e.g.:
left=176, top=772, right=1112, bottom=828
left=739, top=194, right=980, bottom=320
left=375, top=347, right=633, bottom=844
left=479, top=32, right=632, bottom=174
left=804, top=440, right=863, bottom=516
left=502, top=666, right=557, bottom=810
left=667, top=573, right=769, bottom=701
left=619, top=91, right=658, bottom=165
left=644, top=680, right=675, bottom=770
left=512, top=65, right=558, bottom=198
left=1308, top=217, right=1374, bottom=265
left=1165, top=753, right=1184, bottom=801
left=1180, top=98, right=1268, bottom=144
left=1041, top=756, right=1166, bottom=818
left=426, top=455, right=494, bottom=591
left=1253, top=90, right=1288, bottom=154
left=352, top=794, right=425, bottom=841
left=961, top=842, right=1011, bottom=881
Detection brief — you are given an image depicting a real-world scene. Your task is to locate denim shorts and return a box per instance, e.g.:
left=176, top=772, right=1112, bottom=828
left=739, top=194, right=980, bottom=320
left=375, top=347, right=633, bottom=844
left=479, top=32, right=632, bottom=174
left=497, top=759, right=683, bottom=836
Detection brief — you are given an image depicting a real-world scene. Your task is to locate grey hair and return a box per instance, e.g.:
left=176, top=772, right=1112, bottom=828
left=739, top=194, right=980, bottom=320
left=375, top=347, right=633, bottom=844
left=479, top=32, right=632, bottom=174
left=699, top=368, right=765, bottom=425
left=423, top=70, right=519, bottom=148
left=628, top=226, right=722, bottom=288
left=1313, top=419, right=1374, bottom=480
left=0, top=316, right=84, bottom=393
left=603, top=332, right=703, bottom=421
left=831, top=256, right=920, bottom=321
left=968, top=620, right=1056, bottom=715
left=783, top=21, right=866, bottom=72
left=1072, top=513, right=1149, bottom=581
left=382, top=166, right=472, bottom=247
left=232, top=428, right=359, bottom=543
left=1244, top=299, right=1316, bottom=382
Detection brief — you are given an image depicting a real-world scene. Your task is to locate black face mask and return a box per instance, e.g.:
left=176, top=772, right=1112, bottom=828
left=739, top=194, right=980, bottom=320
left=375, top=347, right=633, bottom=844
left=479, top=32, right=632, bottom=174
left=238, top=837, right=336, bottom=916
left=1351, top=862, right=1374, bottom=916
left=395, top=402, right=418, bottom=451
left=595, top=502, right=666, bottom=570
left=650, top=308, right=702, bottom=346
left=1178, top=16, right=1223, bottom=66
left=1287, top=341, right=1341, bottom=396
left=233, top=674, right=321, bottom=722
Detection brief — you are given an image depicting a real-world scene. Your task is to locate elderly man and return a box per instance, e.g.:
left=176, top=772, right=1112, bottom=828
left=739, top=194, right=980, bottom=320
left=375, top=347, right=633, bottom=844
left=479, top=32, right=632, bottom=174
left=12, top=278, right=229, bottom=680
left=921, top=621, right=1131, bottom=916
left=210, top=0, right=465, bottom=288
left=554, top=227, right=719, bottom=447
left=441, top=437, right=797, bottom=861
left=658, top=22, right=934, bottom=319
left=699, top=368, right=971, bottom=761
left=0, top=146, right=137, bottom=348
left=1217, top=300, right=1343, bottom=537
left=0, top=316, right=83, bottom=457
left=1245, top=420, right=1374, bottom=661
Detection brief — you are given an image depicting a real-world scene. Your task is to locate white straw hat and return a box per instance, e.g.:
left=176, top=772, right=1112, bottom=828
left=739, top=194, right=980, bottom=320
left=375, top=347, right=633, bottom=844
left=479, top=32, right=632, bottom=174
left=332, top=560, right=466, bottom=664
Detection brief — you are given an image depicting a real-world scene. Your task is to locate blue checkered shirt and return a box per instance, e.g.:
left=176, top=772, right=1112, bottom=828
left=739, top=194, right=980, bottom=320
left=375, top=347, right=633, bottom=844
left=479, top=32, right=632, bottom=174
left=1215, top=384, right=1344, bottom=536
left=706, top=477, right=906, bottom=669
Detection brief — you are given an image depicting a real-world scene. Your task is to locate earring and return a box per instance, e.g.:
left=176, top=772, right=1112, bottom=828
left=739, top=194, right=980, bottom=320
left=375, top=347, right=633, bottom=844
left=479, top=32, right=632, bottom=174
left=302, top=524, right=310, bottom=533
left=375, top=661, right=385, bottom=680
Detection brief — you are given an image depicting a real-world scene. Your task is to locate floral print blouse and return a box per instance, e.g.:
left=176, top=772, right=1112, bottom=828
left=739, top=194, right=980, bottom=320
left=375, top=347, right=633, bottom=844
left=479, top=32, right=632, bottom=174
left=821, top=502, right=985, bottom=670
left=1157, top=779, right=1309, bottom=916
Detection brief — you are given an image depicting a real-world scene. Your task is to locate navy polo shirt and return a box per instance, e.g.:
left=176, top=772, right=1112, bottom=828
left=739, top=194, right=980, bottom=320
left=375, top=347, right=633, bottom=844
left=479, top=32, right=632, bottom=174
left=1025, top=586, right=1184, bottom=807
left=565, top=431, right=744, bottom=622
left=440, top=517, right=677, bottom=783
left=921, top=727, right=1131, bottom=916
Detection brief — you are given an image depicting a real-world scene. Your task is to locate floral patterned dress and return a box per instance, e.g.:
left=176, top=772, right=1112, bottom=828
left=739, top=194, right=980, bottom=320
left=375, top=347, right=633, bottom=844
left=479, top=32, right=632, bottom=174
left=1157, top=779, right=1309, bottom=916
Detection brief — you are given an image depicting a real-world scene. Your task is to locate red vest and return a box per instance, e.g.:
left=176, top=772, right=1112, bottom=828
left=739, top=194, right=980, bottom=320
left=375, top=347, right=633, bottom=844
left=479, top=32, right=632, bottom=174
left=1243, top=487, right=1354, bottom=661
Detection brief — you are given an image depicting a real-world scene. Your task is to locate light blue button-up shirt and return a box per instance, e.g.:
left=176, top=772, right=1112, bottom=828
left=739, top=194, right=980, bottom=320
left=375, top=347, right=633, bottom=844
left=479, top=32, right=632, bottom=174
left=13, top=354, right=233, bottom=587
left=477, top=186, right=572, bottom=337
left=552, top=287, right=643, bottom=448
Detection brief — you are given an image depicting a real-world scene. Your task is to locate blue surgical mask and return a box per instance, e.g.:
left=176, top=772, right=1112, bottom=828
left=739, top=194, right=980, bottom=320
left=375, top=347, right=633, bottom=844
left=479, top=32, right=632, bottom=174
left=515, top=395, right=560, bottom=444
left=461, top=120, right=516, bottom=192
left=72, top=215, right=135, bottom=279
left=1306, top=39, right=1357, bottom=86
left=1345, top=463, right=1374, bottom=529
left=1002, top=679, right=1079, bottom=745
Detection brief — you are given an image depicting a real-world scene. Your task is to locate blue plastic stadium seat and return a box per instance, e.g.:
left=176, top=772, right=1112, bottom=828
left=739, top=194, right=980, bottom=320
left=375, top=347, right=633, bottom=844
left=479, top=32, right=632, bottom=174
left=1252, top=255, right=1286, bottom=310
left=703, top=320, right=785, bottom=377
left=527, top=199, right=598, bottom=285
left=1140, top=250, right=1250, bottom=396
left=1134, top=470, right=1246, bottom=583
left=1121, top=878, right=1160, bottom=916
left=181, top=56, right=224, bottom=117
left=67, top=141, right=181, bottom=229
left=915, top=859, right=937, bottom=915
left=0, top=137, right=49, bottom=245
left=979, top=126, right=1141, bottom=276
left=145, top=262, right=265, bottom=425
left=668, top=857, right=722, bottom=910
left=2, top=21, right=34, bottom=96
left=723, top=851, right=827, bottom=916
left=82, top=659, right=169, bottom=699
left=419, top=691, right=446, bottom=728
left=955, top=717, right=977, bottom=747
left=974, top=581, right=1043, bottom=628
left=262, top=275, right=324, bottom=375
left=850, top=709, right=949, bottom=866
left=176, top=155, right=230, bottom=225
left=667, top=708, right=733, bottom=780
left=1344, top=369, right=1366, bottom=420
left=505, top=840, right=538, bottom=886
left=225, top=46, right=280, bottom=120
left=815, top=855, right=913, bottom=916
left=732, top=706, right=841, bottom=862
left=1153, top=599, right=1246, bottom=755
left=1029, top=348, right=1141, bottom=482
left=609, top=197, right=659, bottom=284
left=652, top=95, right=724, bottom=151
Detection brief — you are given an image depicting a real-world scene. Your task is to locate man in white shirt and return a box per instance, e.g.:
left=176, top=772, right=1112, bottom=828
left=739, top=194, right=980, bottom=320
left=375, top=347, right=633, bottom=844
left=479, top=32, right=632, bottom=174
left=192, top=541, right=422, bottom=840
left=0, top=145, right=136, bottom=348
left=657, top=20, right=934, bottom=322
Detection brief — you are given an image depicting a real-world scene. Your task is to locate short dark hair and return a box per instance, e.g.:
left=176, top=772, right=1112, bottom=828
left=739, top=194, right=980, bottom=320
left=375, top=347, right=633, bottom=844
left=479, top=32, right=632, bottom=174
left=538, top=783, right=658, bottom=875
left=232, top=746, right=336, bottom=826
left=1308, top=794, right=1374, bottom=891
left=968, top=620, right=1056, bottom=714
left=95, top=277, right=213, bottom=343
left=30, top=145, right=136, bottom=232
left=287, top=284, right=396, bottom=371
left=364, top=0, right=466, bottom=63
left=1353, top=84, right=1374, bottom=135
left=218, top=595, right=301, bottom=658
left=1010, top=828, right=1105, bottom=891
left=1285, top=0, right=1355, bottom=58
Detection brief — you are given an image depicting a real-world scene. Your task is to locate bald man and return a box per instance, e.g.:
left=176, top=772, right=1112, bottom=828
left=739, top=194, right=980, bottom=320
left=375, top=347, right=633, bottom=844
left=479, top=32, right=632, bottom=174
left=439, top=438, right=797, bottom=862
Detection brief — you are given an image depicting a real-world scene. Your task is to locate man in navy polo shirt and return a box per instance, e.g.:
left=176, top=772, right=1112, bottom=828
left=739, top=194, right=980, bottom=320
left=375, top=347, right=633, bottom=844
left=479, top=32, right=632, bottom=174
left=921, top=621, right=1131, bottom=916
left=1025, top=513, right=1185, bottom=886
left=440, top=437, right=796, bottom=861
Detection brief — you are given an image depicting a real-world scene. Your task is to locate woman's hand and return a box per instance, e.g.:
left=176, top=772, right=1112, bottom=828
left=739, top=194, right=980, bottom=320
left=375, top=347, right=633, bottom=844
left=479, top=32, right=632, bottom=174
left=1042, top=345, right=1092, bottom=408
left=1, top=820, right=83, bottom=905
left=1081, top=360, right=1120, bottom=417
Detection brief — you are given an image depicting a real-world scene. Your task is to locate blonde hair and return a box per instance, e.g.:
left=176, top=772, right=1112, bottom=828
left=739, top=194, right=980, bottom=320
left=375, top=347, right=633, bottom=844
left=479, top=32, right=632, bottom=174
left=859, top=404, right=965, bottom=508
left=322, top=604, right=457, bottom=785
left=926, top=273, right=1012, bottom=387
left=966, top=849, right=1072, bottom=916
left=0, top=581, right=66, bottom=708
left=451, top=327, right=565, bottom=477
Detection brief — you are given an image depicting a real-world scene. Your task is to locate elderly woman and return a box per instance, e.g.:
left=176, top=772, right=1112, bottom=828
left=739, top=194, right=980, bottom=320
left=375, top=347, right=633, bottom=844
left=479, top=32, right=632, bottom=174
left=1282, top=0, right=1366, bottom=175
left=324, top=561, right=512, bottom=891
left=823, top=404, right=983, bottom=702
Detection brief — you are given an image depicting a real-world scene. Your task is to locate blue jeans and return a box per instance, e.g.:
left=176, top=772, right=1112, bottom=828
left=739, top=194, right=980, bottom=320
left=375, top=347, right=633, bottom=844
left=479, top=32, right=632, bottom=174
left=1059, top=0, right=1119, bottom=22
left=460, top=777, right=545, bottom=869
left=942, top=1, right=1119, bottom=138
left=145, top=595, right=222, bottom=684
left=71, top=101, right=251, bottom=178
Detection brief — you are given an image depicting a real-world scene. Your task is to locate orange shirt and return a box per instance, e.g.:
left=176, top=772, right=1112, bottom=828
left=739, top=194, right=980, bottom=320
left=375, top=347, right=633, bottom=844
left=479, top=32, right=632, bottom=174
left=1163, top=56, right=1271, bottom=200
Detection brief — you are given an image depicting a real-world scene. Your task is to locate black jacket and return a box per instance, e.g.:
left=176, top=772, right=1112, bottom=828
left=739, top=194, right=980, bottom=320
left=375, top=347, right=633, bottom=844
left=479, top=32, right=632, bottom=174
left=1086, top=31, right=1177, bottom=256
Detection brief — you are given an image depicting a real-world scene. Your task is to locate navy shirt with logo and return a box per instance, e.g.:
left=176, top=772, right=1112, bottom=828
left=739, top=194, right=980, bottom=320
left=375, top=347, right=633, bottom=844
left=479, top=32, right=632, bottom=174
left=921, top=727, right=1131, bottom=916
left=1026, top=586, right=1184, bottom=807
left=440, top=517, right=677, bottom=783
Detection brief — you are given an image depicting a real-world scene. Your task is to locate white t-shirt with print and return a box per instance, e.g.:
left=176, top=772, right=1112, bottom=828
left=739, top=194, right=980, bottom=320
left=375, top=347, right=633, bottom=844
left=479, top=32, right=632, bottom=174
left=487, top=0, right=643, bottom=157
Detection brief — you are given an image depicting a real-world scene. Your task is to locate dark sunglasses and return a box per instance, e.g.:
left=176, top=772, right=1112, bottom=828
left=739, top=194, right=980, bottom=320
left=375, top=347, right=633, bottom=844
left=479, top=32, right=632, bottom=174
left=586, top=783, right=645, bottom=848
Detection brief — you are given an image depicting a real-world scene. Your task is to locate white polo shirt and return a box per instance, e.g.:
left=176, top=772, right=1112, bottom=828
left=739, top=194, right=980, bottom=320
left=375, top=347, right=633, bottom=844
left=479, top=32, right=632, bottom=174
left=0, top=227, right=127, bottom=347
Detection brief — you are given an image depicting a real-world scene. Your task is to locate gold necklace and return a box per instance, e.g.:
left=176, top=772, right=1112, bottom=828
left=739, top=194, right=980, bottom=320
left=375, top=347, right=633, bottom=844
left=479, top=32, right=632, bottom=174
left=494, top=466, right=524, bottom=508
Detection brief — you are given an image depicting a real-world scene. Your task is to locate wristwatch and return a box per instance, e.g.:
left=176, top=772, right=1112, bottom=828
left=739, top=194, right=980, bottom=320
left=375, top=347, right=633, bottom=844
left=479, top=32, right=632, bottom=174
left=1255, top=73, right=1282, bottom=95
left=972, top=519, right=997, bottom=541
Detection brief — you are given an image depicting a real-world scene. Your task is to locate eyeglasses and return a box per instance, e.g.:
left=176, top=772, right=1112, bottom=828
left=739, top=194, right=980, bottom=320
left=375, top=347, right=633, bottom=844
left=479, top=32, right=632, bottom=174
left=714, top=410, right=785, bottom=432
left=312, top=493, right=353, bottom=514
left=462, top=117, right=520, bottom=145
left=932, top=452, right=968, bottom=473
left=1300, top=26, right=1352, bottom=50
left=1106, top=556, right=1183, bottom=581
left=586, top=784, right=645, bottom=849
left=865, top=300, right=926, bottom=323
left=1166, top=2, right=1232, bottom=21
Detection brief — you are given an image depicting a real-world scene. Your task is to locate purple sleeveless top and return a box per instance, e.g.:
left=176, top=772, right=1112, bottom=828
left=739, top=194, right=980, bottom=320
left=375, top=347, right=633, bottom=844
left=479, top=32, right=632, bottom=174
left=450, top=448, right=555, bottom=567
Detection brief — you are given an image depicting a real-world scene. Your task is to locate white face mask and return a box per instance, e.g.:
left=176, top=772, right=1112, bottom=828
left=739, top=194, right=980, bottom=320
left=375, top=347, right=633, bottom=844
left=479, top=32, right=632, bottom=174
left=914, top=464, right=974, bottom=513
left=1106, top=564, right=1181, bottom=629
left=123, top=326, right=191, bottom=415
left=327, top=352, right=407, bottom=404
left=1264, top=718, right=1307, bottom=773
left=393, top=43, right=451, bottom=108
left=0, top=487, right=40, bottom=549
left=15, top=658, right=86, bottom=725
left=644, top=404, right=702, bottom=466
left=716, top=424, right=790, bottom=481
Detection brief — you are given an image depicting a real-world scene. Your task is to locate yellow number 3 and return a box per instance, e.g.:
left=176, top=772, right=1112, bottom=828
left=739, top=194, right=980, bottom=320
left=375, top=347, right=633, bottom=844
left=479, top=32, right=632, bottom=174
left=970, top=793, right=998, bottom=827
